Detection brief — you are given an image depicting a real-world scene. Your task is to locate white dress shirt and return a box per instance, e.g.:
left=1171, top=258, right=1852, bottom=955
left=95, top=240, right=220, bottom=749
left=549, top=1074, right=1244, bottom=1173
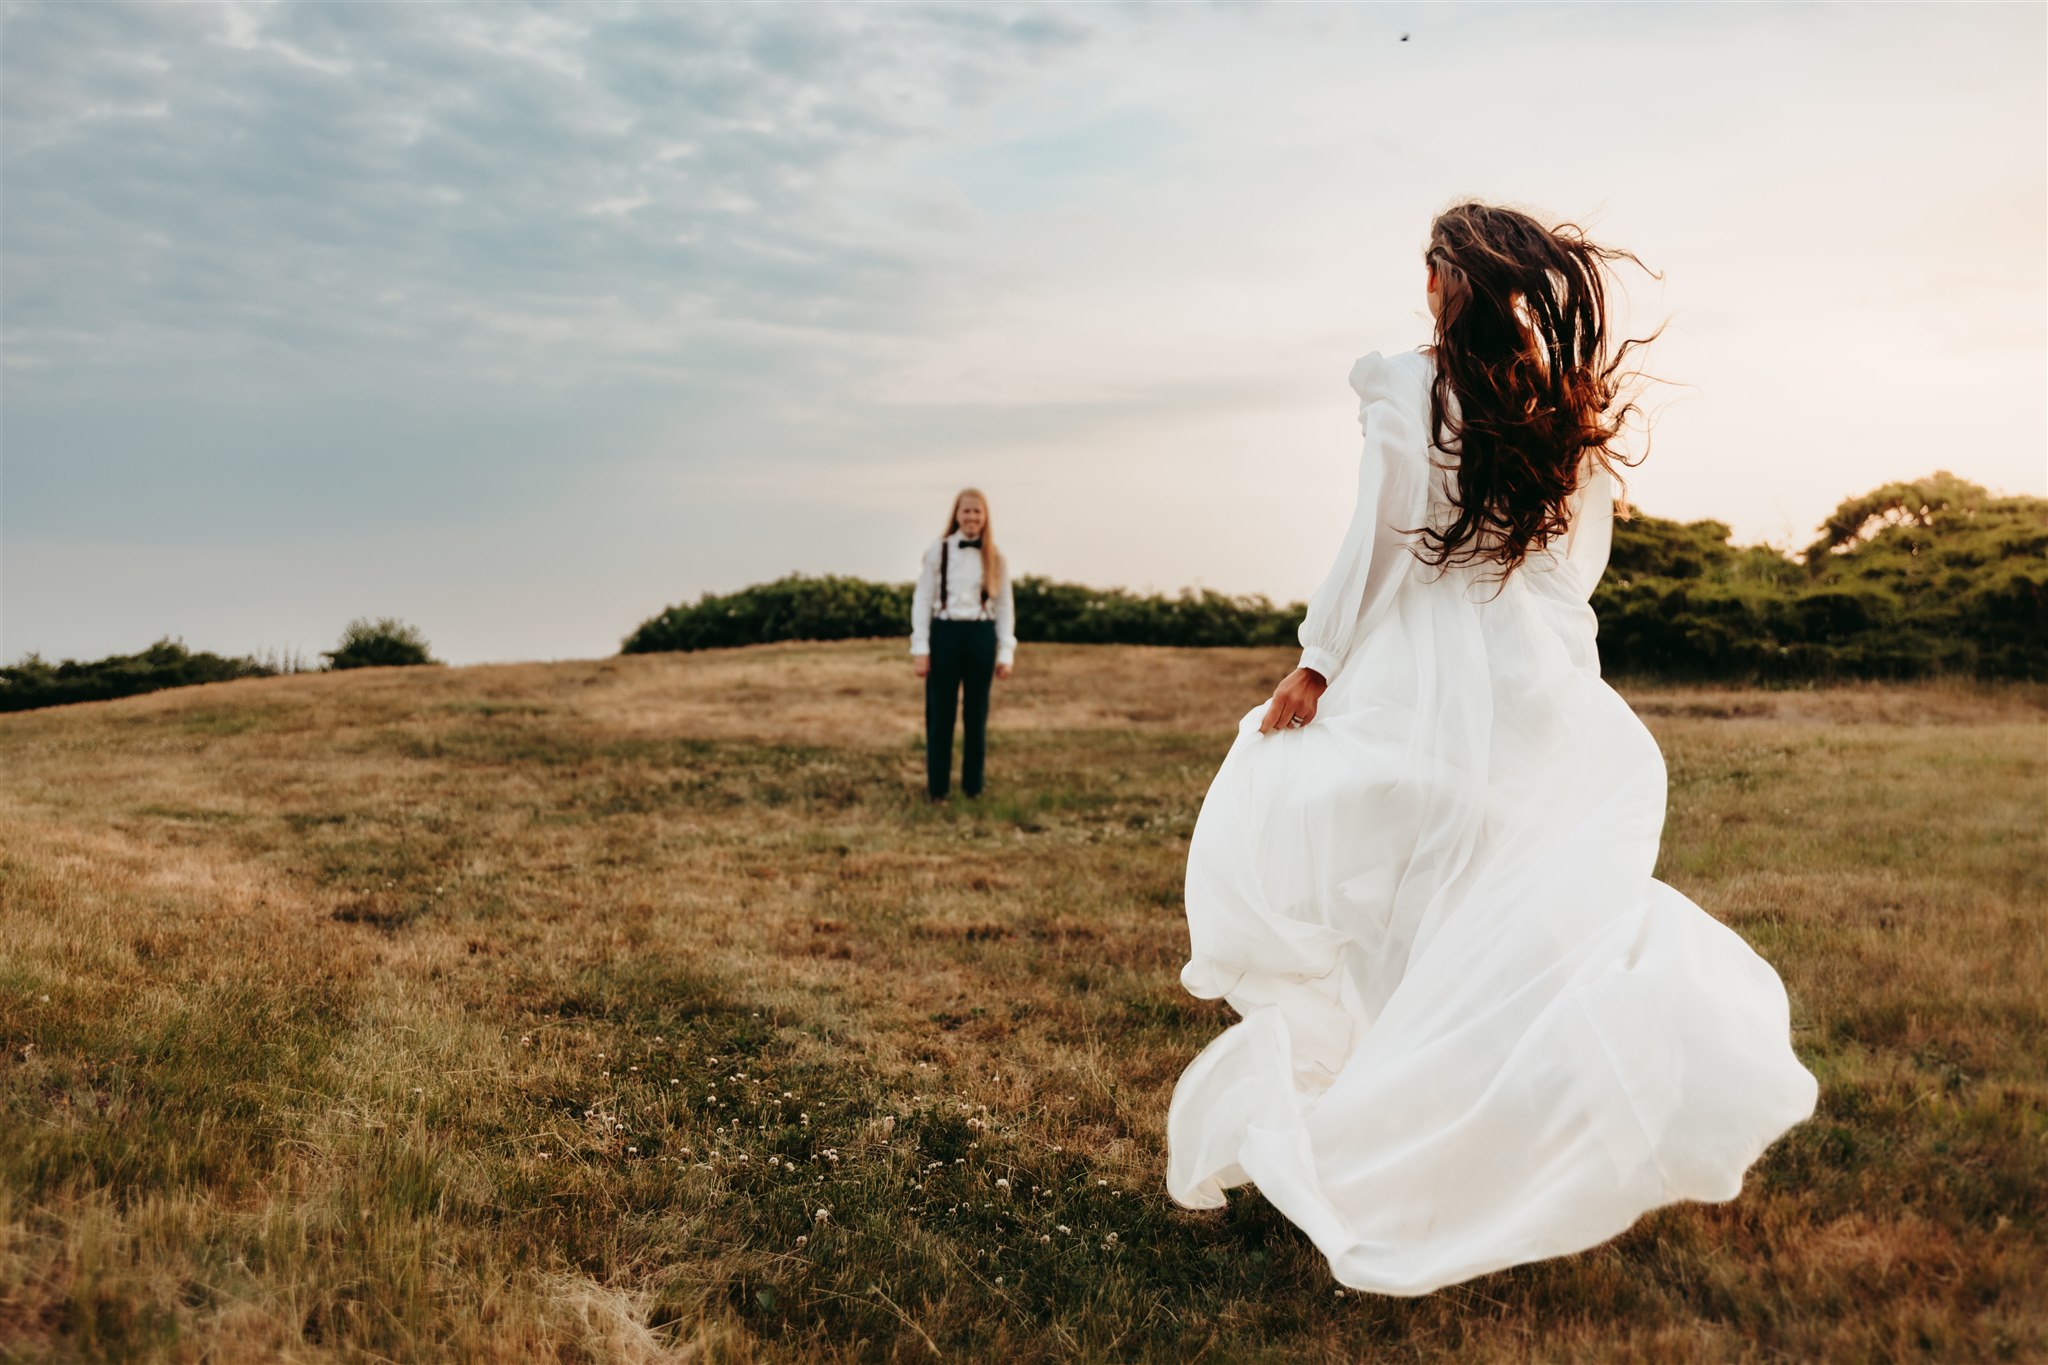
left=910, top=533, right=1017, bottom=666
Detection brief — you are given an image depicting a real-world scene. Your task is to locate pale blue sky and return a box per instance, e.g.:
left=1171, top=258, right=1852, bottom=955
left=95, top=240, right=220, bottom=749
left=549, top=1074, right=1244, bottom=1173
left=4, top=1, right=2043, bottom=665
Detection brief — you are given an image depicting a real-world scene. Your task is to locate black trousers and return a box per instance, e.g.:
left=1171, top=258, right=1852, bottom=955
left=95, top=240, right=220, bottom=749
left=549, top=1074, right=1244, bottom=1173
left=925, top=618, right=996, bottom=798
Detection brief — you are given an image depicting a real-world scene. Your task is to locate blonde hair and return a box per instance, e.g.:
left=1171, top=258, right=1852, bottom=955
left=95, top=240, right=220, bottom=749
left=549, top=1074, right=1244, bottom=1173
left=942, top=487, right=1003, bottom=597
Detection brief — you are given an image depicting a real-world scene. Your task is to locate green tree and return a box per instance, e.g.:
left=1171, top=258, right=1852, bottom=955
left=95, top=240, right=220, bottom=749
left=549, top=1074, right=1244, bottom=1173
left=1594, top=473, right=2045, bottom=681
left=323, top=617, right=439, bottom=670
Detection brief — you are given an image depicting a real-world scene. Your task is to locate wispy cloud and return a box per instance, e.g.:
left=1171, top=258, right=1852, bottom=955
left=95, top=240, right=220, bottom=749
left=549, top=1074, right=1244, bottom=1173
left=3, top=1, right=2041, bottom=664
left=3, top=2, right=1091, bottom=394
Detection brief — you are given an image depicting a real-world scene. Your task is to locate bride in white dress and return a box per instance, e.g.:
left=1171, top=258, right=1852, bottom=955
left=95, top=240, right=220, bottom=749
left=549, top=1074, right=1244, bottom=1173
left=1165, top=202, right=1818, bottom=1296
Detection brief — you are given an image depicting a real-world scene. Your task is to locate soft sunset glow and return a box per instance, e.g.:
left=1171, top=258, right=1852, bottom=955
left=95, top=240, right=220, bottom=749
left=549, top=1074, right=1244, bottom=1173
left=3, top=2, right=2041, bottom=664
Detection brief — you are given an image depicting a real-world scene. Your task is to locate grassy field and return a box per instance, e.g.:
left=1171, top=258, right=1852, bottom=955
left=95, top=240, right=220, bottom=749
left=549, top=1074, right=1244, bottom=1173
left=1, top=640, right=2043, bottom=1363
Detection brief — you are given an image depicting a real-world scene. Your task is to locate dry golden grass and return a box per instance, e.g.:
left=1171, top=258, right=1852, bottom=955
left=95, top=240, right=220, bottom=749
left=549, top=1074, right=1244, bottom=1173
left=1, top=640, right=2043, bottom=1363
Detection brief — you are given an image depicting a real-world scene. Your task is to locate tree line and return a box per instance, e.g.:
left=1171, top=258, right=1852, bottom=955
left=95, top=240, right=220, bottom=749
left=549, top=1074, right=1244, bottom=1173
left=623, top=472, right=2045, bottom=682
left=5, top=472, right=2041, bottom=713
left=0, top=618, right=437, bottom=713
left=1595, top=472, right=2043, bottom=680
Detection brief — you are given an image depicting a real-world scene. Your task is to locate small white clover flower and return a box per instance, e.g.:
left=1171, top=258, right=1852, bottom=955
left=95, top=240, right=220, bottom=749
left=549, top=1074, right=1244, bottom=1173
left=796, top=1234, right=808, bottom=1248
left=815, top=1207, right=830, bottom=1222
left=1057, top=1225, right=1071, bottom=1235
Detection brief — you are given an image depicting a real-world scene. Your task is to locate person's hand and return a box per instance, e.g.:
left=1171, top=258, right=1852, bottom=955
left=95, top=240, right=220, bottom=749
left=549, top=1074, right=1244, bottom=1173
left=995, top=663, right=1014, bottom=681
left=1259, top=667, right=1328, bottom=734
left=913, top=656, right=930, bottom=678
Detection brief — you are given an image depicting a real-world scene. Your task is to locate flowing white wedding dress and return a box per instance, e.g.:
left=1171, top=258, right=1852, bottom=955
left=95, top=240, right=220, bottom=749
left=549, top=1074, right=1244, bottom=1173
left=1165, top=346, right=1818, bottom=1296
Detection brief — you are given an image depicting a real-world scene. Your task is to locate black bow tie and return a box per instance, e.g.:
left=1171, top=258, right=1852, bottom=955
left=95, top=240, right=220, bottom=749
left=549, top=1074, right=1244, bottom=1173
left=957, top=536, right=983, bottom=548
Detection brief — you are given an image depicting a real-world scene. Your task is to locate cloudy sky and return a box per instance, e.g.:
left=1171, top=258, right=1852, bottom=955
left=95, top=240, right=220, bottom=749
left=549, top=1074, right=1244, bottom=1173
left=4, top=2, right=2043, bottom=666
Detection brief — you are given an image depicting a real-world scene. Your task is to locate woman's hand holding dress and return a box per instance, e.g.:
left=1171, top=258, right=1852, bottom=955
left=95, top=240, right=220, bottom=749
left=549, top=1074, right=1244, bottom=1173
left=1258, top=668, right=1328, bottom=733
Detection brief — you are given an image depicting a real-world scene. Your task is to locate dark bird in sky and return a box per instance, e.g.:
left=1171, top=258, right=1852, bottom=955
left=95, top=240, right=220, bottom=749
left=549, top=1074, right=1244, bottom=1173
left=1401, top=33, right=1410, bottom=42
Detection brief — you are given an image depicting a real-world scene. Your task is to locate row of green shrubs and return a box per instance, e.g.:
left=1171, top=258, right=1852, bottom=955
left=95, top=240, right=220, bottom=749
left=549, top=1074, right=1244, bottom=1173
left=0, top=618, right=436, bottom=713
left=624, top=472, right=2046, bottom=682
left=617, top=576, right=1303, bottom=655
left=7, top=473, right=2040, bottom=714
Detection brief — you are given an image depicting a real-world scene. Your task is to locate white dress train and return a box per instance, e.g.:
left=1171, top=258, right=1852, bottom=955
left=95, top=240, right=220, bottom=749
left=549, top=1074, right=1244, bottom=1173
left=1164, top=347, right=1818, bottom=1296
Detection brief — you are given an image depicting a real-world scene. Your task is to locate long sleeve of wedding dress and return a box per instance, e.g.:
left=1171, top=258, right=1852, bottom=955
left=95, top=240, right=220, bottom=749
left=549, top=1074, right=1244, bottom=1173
left=1295, top=352, right=1431, bottom=683
left=1560, top=464, right=1614, bottom=598
left=1166, top=346, right=1816, bottom=1297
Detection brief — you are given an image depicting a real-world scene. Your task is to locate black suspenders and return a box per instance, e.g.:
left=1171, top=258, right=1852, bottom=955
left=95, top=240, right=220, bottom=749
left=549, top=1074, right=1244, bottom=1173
left=935, top=537, right=991, bottom=623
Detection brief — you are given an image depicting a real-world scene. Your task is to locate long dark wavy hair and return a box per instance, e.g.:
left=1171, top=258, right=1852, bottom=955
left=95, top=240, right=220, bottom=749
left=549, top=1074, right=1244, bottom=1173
left=1416, top=201, right=1666, bottom=577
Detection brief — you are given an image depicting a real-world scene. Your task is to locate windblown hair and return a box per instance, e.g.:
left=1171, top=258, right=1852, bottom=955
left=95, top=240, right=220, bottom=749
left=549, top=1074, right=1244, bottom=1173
left=1417, top=201, right=1665, bottom=577
left=942, top=487, right=1003, bottom=597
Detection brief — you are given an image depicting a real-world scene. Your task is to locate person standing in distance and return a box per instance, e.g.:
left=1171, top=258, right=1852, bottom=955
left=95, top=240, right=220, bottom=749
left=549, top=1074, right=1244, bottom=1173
left=910, top=488, right=1017, bottom=802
